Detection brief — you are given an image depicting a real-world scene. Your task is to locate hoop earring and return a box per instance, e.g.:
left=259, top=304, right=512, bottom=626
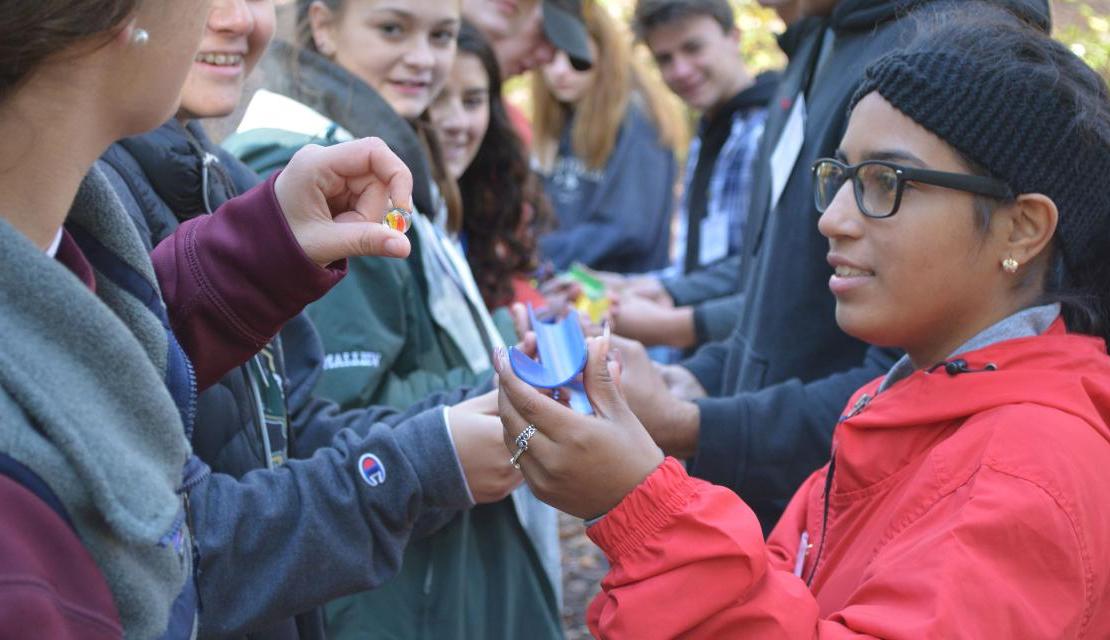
left=131, top=28, right=149, bottom=46
left=1002, top=257, right=1019, bottom=274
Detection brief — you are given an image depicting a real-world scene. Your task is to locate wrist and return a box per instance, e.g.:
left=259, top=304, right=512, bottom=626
left=665, top=306, right=696, bottom=348
left=665, top=399, right=700, bottom=459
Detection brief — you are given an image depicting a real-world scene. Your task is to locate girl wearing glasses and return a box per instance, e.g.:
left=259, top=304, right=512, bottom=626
left=495, top=5, right=1110, bottom=637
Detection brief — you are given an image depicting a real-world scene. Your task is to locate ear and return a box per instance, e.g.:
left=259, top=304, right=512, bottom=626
left=308, top=1, right=339, bottom=58
left=115, top=18, right=140, bottom=48
left=999, top=193, right=1058, bottom=267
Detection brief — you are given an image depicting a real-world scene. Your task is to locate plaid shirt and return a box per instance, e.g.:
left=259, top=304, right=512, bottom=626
left=669, top=106, right=768, bottom=275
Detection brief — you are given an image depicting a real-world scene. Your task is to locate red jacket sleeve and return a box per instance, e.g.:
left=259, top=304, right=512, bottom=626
left=151, top=172, right=346, bottom=389
left=585, top=458, right=819, bottom=638
left=0, top=477, right=122, bottom=639
left=585, top=458, right=1092, bottom=639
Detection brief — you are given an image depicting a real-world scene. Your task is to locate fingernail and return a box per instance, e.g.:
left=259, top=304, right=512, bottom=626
left=492, top=347, right=504, bottom=373
left=601, top=319, right=611, bottom=340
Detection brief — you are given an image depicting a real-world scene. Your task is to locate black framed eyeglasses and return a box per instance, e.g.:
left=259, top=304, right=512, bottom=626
left=811, top=158, right=1015, bottom=219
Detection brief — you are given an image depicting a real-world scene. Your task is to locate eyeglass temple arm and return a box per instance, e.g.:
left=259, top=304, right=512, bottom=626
left=899, top=166, right=1015, bottom=200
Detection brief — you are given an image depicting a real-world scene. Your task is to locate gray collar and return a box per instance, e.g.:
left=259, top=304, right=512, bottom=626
left=879, top=303, right=1061, bottom=392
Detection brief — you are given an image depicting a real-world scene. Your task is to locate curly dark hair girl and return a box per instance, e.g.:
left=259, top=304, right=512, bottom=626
left=455, top=21, right=552, bottom=309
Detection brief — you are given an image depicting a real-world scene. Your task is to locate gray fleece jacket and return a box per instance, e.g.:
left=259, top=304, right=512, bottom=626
left=0, top=168, right=193, bottom=639
left=0, top=165, right=477, bottom=639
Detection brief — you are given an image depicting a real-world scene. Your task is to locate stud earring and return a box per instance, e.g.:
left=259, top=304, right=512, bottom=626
left=1002, top=257, right=1019, bottom=273
left=131, top=28, right=149, bottom=46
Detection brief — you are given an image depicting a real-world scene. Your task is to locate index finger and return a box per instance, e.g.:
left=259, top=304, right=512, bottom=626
left=330, top=137, right=414, bottom=212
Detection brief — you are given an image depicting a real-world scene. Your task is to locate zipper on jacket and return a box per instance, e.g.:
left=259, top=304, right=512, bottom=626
left=806, top=392, right=870, bottom=586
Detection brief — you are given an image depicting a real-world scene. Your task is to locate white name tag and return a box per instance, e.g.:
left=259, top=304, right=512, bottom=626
left=698, top=214, right=730, bottom=266
left=769, top=94, right=807, bottom=214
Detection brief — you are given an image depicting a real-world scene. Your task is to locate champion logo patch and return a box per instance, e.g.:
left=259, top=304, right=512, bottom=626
left=358, top=453, right=386, bottom=487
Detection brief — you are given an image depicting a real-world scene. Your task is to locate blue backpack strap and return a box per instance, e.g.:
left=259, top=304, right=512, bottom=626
left=0, top=451, right=75, bottom=532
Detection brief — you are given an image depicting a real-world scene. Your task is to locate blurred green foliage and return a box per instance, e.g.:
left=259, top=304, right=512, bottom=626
left=1056, top=0, right=1110, bottom=78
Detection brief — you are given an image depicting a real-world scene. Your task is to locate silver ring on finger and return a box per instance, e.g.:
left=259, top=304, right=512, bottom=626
left=510, top=424, right=538, bottom=469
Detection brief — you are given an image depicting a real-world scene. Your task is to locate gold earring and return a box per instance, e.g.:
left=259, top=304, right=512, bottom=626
left=1002, top=257, right=1019, bottom=273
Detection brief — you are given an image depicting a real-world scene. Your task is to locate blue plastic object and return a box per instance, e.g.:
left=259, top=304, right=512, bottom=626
left=508, top=305, right=588, bottom=389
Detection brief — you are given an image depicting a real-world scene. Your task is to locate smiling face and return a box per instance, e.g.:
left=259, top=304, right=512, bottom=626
left=312, top=0, right=461, bottom=120
left=177, top=0, right=276, bottom=120
left=643, top=13, right=745, bottom=115
left=429, top=52, right=491, bottom=179
left=817, top=93, right=1028, bottom=366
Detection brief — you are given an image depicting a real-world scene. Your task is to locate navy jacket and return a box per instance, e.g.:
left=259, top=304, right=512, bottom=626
left=540, top=100, right=676, bottom=273
left=680, top=0, right=1052, bottom=534
left=100, top=120, right=473, bottom=639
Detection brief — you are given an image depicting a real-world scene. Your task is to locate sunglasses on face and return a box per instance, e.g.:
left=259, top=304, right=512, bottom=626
left=811, top=158, right=1015, bottom=218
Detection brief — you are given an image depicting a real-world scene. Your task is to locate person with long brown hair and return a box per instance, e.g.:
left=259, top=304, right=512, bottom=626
left=430, top=22, right=552, bottom=312
left=532, top=1, right=687, bottom=274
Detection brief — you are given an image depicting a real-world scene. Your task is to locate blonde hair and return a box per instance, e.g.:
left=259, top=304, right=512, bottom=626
left=532, top=3, right=687, bottom=172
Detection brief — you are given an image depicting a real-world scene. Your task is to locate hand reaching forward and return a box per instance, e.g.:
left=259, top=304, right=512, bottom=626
left=447, top=389, right=523, bottom=504
left=274, top=137, right=414, bottom=267
left=495, top=333, right=664, bottom=520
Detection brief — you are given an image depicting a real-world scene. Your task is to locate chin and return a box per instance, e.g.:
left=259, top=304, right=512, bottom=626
left=177, top=100, right=238, bottom=121
left=389, top=98, right=432, bottom=122
left=835, top=306, right=908, bottom=352
left=834, top=304, right=878, bottom=345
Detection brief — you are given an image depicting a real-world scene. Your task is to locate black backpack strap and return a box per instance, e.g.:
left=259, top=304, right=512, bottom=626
left=0, top=451, right=76, bottom=532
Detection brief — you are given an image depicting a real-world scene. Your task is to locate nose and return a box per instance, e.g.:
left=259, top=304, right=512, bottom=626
left=208, top=0, right=254, bottom=35
left=662, top=56, right=697, bottom=92
left=402, top=36, right=436, bottom=71
left=817, top=178, right=863, bottom=241
left=671, top=55, right=696, bottom=82
left=544, top=50, right=572, bottom=79
left=437, top=98, right=466, bottom=133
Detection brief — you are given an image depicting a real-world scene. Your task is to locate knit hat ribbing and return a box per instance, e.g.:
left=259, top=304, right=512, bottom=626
left=849, top=49, right=1110, bottom=276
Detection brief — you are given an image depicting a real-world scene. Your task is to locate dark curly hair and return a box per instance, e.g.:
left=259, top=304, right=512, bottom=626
left=455, top=22, right=552, bottom=309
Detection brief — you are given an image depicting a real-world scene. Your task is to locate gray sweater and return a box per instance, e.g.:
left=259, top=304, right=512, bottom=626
left=0, top=168, right=192, bottom=639
left=0, top=166, right=477, bottom=639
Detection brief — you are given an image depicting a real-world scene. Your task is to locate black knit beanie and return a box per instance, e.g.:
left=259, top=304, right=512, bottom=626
left=849, top=47, right=1110, bottom=278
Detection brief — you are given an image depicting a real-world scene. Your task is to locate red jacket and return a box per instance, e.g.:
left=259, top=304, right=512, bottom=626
left=587, top=320, right=1110, bottom=638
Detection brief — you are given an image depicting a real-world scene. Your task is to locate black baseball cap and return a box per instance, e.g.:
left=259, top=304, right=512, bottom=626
left=543, top=0, right=593, bottom=70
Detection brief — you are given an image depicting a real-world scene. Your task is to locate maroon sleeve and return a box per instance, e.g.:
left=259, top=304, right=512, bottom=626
left=0, top=477, right=122, bottom=639
left=151, top=172, right=347, bottom=389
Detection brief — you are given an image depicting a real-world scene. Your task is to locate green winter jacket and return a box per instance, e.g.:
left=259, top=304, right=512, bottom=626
left=224, top=41, right=563, bottom=640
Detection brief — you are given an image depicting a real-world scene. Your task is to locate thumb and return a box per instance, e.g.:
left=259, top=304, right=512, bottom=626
left=306, top=220, right=411, bottom=265
left=582, top=333, right=629, bottom=421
